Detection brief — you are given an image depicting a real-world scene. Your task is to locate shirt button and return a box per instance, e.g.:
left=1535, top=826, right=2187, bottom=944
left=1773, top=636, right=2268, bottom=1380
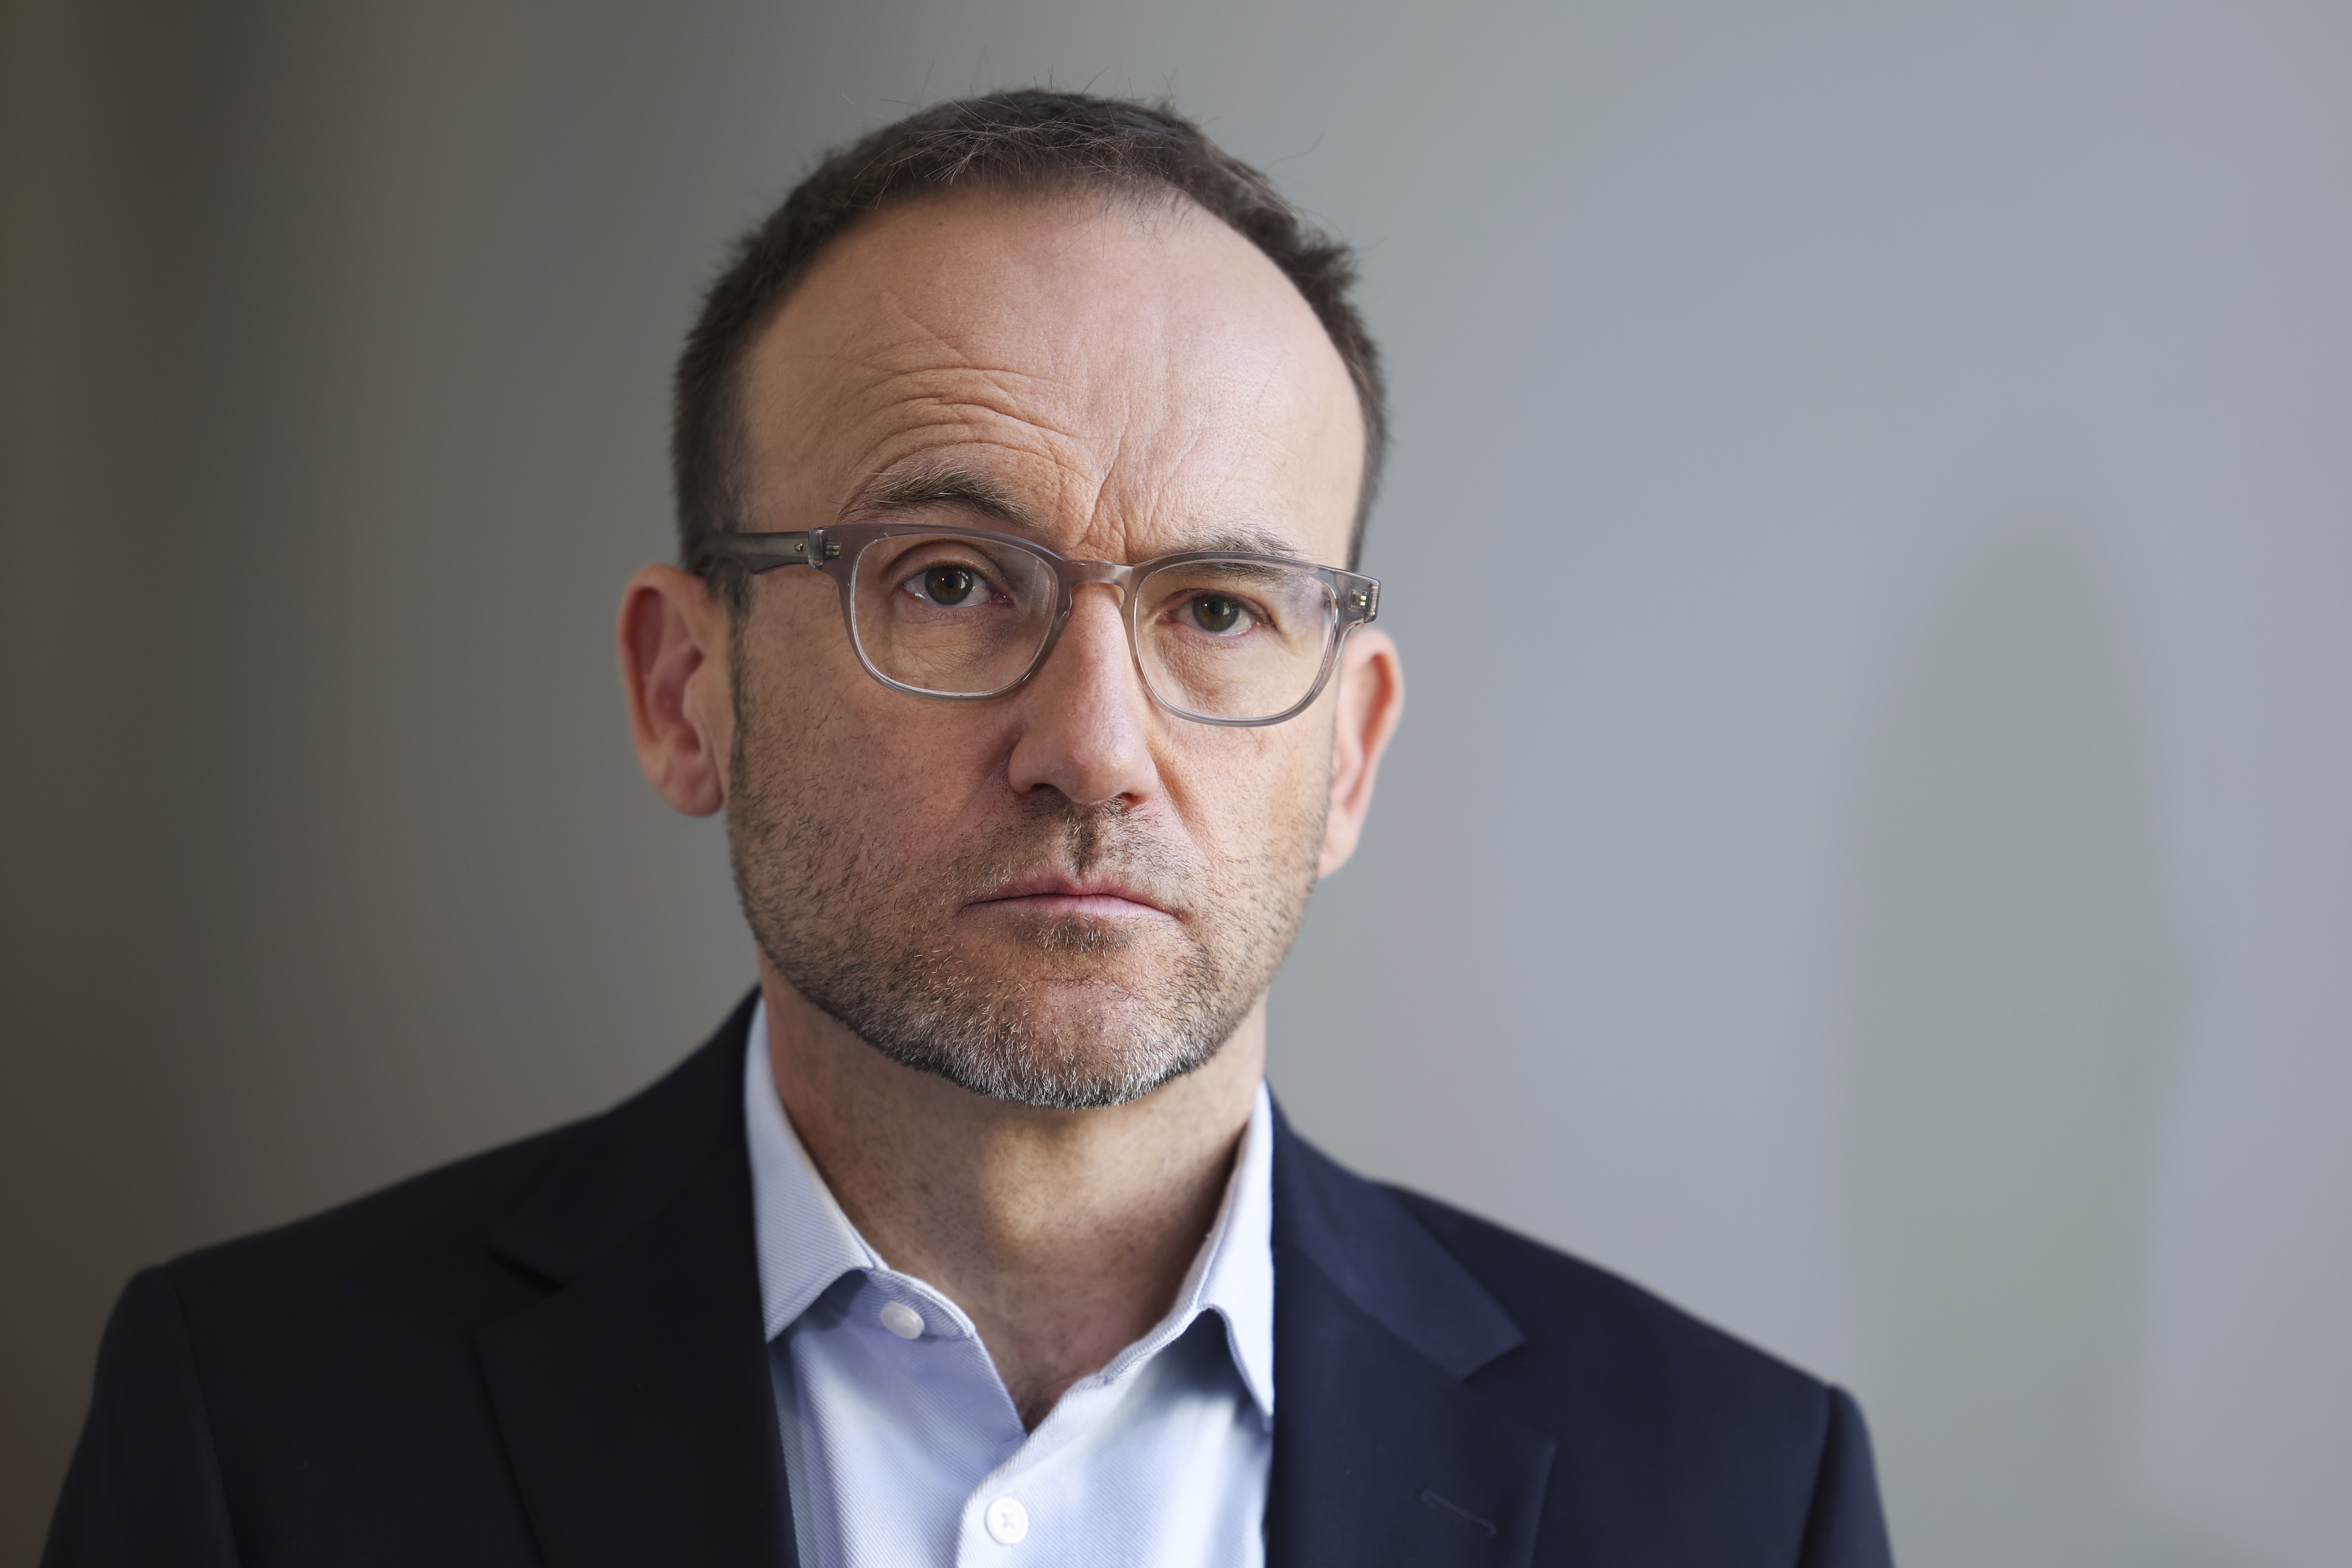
left=878, top=1301, right=926, bottom=1340
left=984, top=1497, right=1029, bottom=1545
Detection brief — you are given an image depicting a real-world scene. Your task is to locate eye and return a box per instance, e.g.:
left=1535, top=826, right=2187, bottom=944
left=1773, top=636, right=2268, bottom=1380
left=1187, top=594, right=1248, bottom=634
left=909, top=565, right=984, bottom=606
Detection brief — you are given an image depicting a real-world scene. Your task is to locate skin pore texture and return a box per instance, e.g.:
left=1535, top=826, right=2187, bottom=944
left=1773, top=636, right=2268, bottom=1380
left=619, top=188, right=1403, bottom=1428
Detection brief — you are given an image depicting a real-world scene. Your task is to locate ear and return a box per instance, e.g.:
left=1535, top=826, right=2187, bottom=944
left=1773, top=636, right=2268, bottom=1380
left=1318, top=627, right=1403, bottom=878
left=618, top=563, right=733, bottom=817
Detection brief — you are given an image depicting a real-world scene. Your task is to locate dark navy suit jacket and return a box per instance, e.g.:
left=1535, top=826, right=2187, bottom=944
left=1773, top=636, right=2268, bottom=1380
left=47, top=994, right=1894, bottom=1566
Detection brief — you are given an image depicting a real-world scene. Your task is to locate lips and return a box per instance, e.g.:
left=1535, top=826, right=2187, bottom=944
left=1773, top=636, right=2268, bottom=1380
left=964, top=873, right=1176, bottom=917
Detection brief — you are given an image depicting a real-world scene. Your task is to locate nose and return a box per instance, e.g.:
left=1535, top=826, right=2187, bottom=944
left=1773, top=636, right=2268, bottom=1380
left=1003, top=582, right=1159, bottom=809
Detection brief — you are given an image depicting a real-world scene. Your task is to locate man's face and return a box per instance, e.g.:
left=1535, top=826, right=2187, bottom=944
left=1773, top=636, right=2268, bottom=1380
left=721, top=189, right=1369, bottom=1109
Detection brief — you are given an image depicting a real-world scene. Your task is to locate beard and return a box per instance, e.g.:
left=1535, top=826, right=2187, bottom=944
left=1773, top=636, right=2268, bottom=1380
left=724, top=667, right=1327, bottom=1110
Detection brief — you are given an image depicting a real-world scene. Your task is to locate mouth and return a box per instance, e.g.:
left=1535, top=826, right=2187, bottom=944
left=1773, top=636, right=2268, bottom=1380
left=962, top=873, right=1177, bottom=921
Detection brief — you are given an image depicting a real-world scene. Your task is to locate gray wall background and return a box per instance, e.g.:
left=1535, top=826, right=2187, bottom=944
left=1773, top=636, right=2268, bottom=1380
left=5, top=1, right=2348, bottom=1562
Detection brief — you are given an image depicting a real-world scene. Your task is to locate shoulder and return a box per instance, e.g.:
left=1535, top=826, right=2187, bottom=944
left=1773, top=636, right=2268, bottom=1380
left=1268, top=1122, right=1889, bottom=1563
left=1272, top=1111, right=1838, bottom=1433
left=178, top=1116, right=584, bottom=1280
left=161, top=1120, right=586, bottom=1360
left=161, top=995, right=756, bottom=1329
left=1386, top=1184, right=1829, bottom=1411
left=53, top=1130, right=587, bottom=1560
left=58, top=1002, right=761, bottom=1559
left=1273, top=1112, right=1828, bottom=1414
left=1382, top=1183, right=1856, bottom=1527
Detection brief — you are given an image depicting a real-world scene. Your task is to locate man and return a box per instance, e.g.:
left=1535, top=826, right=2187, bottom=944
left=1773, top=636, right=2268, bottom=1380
left=47, top=92, right=1893, bottom=1567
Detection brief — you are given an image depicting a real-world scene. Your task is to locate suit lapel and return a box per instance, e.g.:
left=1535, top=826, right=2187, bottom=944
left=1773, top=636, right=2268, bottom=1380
left=1267, top=1110, right=1556, bottom=1568
left=474, top=996, right=793, bottom=1568
left=464, top=1013, right=1549, bottom=1568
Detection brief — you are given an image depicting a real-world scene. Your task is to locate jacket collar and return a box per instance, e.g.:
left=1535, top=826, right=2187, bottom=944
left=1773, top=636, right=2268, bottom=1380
left=471, top=995, right=1555, bottom=1568
left=476, top=992, right=794, bottom=1568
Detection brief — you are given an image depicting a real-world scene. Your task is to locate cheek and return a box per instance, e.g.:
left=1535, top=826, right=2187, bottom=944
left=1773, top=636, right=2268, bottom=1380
left=742, top=650, right=1015, bottom=834
left=1170, top=726, right=1333, bottom=865
left=739, top=578, right=912, bottom=751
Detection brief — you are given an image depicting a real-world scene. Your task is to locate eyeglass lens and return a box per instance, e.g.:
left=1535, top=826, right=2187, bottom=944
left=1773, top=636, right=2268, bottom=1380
left=846, top=532, right=1341, bottom=721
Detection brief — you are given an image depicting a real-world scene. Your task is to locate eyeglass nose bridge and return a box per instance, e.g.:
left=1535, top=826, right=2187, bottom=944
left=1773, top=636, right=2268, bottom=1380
left=1035, top=560, right=1144, bottom=689
left=1059, top=558, right=1136, bottom=602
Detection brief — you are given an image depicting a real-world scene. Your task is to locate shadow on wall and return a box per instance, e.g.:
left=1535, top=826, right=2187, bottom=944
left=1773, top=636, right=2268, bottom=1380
left=1842, top=528, right=2250, bottom=1568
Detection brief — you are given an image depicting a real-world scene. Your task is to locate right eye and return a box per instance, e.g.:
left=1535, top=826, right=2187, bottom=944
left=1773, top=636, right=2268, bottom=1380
left=906, top=564, right=986, bottom=606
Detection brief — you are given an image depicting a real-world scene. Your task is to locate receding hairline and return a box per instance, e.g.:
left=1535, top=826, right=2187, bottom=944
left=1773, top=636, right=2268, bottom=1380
left=729, top=184, right=1368, bottom=542
left=758, top=179, right=1185, bottom=318
left=740, top=177, right=1353, bottom=410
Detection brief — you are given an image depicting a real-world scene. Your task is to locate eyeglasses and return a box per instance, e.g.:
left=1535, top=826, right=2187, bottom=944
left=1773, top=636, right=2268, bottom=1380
left=696, top=523, right=1380, bottom=727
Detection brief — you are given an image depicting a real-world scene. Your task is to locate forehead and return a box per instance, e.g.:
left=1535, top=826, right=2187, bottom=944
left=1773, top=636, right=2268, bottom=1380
left=736, top=188, right=1364, bottom=562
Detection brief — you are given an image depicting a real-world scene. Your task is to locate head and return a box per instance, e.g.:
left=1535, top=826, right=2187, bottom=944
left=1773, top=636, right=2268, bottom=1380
left=673, top=92, right=1390, bottom=602
left=621, top=92, right=1404, bottom=1110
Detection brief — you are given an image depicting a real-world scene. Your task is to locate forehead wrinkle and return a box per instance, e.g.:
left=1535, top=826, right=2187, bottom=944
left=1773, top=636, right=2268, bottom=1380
left=843, top=454, right=1046, bottom=532
left=865, top=286, right=1107, bottom=418
left=1090, top=418, right=1325, bottom=552
left=850, top=347, right=1078, bottom=412
left=862, top=258, right=1215, bottom=431
left=838, top=395, right=1111, bottom=519
left=816, top=371, right=1338, bottom=562
left=838, top=434, right=1114, bottom=550
left=838, top=354, right=1111, bottom=459
left=841, top=446, right=1310, bottom=564
left=914, top=382, right=1100, bottom=451
left=871, top=285, right=981, bottom=369
left=834, top=372, right=1160, bottom=544
left=1075, top=405, right=1343, bottom=563
left=764, top=199, right=1358, bottom=563
left=840, top=289, right=1292, bottom=499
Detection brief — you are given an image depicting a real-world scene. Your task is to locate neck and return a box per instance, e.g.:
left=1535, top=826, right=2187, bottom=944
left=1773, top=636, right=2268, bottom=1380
left=759, top=958, right=1265, bottom=1429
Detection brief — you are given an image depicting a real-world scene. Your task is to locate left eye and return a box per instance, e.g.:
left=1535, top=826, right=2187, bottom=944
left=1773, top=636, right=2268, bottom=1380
left=1188, top=595, right=1247, bottom=633
left=911, top=566, right=984, bottom=605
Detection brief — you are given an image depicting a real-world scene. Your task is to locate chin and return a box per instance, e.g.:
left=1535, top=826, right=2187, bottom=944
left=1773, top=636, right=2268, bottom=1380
left=955, top=931, right=1194, bottom=996
left=950, top=1034, right=1220, bottom=1111
left=978, top=908, right=1149, bottom=957
left=1012, top=985, right=1173, bottom=1042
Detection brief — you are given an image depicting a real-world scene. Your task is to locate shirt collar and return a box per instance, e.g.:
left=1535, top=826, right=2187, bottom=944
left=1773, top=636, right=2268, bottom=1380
left=743, top=1000, right=884, bottom=1337
left=741, top=997, right=1276, bottom=1417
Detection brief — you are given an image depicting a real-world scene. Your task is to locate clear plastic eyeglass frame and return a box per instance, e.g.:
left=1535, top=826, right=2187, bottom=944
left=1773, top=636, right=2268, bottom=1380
left=695, top=523, right=1381, bottom=728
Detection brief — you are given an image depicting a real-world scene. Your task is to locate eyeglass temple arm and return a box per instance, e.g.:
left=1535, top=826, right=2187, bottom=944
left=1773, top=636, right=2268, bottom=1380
left=693, top=531, right=841, bottom=574
left=1340, top=577, right=1379, bottom=624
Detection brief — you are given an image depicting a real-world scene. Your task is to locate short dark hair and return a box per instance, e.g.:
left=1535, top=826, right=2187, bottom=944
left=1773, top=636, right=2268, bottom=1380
left=671, top=89, right=1386, bottom=608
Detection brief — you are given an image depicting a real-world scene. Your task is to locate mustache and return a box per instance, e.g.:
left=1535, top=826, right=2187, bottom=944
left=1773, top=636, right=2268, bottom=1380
left=951, top=797, right=1197, bottom=916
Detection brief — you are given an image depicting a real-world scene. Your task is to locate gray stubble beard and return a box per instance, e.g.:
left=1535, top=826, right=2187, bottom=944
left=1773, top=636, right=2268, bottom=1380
left=724, top=672, right=1327, bottom=1110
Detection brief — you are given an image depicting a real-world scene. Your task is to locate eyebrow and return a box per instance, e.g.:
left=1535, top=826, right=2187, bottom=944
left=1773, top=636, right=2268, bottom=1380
left=840, top=458, right=1316, bottom=562
left=841, top=460, right=1045, bottom=532
left=1180, top=525, right=1309, bottom=560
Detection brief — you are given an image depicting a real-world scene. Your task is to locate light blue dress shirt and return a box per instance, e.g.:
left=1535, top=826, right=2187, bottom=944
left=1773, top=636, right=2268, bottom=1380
left=742, top=1002, right=1276, bottom=1568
